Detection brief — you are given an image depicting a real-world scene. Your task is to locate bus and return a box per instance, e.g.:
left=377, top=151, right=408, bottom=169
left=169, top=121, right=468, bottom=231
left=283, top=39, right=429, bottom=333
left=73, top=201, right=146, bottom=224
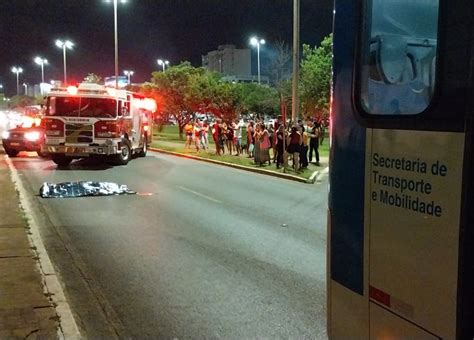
left=327, top=0, right=473, bottom=338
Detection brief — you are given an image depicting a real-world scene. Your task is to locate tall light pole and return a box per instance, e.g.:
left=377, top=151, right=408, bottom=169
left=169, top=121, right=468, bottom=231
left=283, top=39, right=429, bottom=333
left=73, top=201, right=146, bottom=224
left=250, top=36, right=265, bottom=84
left=105, top=0, right=127, bottom=89
left=34, top=56, right=48, bottom=84
left=291, top=0, right=300, bottom=122
left=55, top=40, right=74, bottom=85
left=11, top=67, right=23, bottom=95
left=123, top=70, right=134, bottom=84
left=157, top=59, right=169, bottom=72
left=22, top=83, right=28, bottom=96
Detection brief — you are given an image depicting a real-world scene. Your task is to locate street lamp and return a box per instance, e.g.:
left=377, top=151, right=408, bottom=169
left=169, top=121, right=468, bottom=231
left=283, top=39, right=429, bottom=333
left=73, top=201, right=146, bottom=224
left=104, top=0, right=127, bottom=89
left=123, top=70, right=134, bottom=84
left=22, top=83, right=28, bottom=96
left=55, top=39, right=74, bottom=85
left=11, top=67, right=23, bottom=95
left=250, top=36, right=265, bottom=84
left=157, top=59, right=169, bottom=72
left=34, top=56, right=48, bottom=86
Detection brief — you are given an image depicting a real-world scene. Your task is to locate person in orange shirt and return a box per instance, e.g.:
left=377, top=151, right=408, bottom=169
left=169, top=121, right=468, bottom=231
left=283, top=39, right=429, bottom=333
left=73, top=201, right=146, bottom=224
left=184, top=120, right=194, bottom=149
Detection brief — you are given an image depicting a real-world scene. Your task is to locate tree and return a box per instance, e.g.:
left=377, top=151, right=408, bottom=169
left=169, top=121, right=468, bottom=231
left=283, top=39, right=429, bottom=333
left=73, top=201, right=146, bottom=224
left=300, top=34, right=332, bottom=122
left=264, top=40, right=292, bottom=120
left=8, top=95, right=37, bottom=109
left=142, top=62, right=209, bottom=138
left=233, top=83, right=279, bottom=118
left=83, top=73, right=103, bottom=84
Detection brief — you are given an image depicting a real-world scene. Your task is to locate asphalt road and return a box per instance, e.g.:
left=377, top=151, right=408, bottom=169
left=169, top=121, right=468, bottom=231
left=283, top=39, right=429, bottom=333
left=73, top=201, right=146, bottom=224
left=10, top=151, right=328, bottom=338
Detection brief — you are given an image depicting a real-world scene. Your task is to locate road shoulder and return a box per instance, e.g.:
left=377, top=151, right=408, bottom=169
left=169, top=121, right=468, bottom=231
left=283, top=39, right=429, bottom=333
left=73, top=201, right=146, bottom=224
left=0, top=153, right=61, bottom=338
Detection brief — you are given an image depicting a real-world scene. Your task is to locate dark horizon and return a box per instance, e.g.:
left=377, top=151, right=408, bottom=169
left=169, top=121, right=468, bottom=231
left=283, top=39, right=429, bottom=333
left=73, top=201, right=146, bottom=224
left=0, top=0, right=333, bottom=96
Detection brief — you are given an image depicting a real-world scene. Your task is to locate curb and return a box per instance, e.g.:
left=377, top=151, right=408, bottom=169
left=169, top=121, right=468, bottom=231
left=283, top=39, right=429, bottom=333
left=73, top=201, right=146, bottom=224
left=149, top=147, right=313, bottom=184
left=5, top=156, right=82, bottom=339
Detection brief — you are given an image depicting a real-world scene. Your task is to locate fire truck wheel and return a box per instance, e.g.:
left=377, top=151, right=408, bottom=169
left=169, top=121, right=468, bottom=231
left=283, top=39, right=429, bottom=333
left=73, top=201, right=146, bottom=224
left=52, top=155, right=73, bottom=167
left=114, top=140, right=131, bottom=165
left=5, top=148, right=19, bottom=158
left=138, top=137, right=147, bottom=157
left=37, top=151, right=49, bottom=158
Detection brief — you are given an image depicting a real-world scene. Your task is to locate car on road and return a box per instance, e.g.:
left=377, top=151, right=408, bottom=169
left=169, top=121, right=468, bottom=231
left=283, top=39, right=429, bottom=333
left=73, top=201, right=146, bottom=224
left=1, top=124, right=46, bottom=158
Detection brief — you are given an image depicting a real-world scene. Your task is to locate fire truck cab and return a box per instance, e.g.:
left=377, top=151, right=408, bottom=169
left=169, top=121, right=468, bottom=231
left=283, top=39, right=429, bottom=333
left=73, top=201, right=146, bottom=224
left=41, top=83, right=155, bottom=167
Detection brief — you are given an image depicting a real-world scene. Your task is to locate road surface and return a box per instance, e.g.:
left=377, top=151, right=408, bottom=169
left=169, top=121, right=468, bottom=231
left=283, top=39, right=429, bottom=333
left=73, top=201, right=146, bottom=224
left=10, top=151, right=328, bottom=338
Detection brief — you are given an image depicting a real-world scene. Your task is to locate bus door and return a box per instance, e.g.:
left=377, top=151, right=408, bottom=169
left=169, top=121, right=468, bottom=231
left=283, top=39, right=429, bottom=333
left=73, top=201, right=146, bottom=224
left=328, top=0, right=473, bottom=338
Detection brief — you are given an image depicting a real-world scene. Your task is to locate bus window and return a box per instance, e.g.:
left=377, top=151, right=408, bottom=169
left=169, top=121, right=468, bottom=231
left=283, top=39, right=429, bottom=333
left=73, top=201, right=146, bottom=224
left=360, top=0, right=439, bottom=115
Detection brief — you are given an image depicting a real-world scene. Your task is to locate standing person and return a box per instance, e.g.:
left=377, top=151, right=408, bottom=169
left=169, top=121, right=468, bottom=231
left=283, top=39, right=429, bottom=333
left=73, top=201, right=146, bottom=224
left=226, top=122, right=234, bottom=155
left=275, top=125, right=285, bottom=168
left=234, top=120, right=243, bottom=155
left=308, top=120, right=321, bottom=166
left=184, top=120, right=194, bottom=149
left=212, top=119, right=222, bottom=155
left=201, top=120, right=209, bottom=151
left=253, top=123, right=262, bottom=164
left=299, top=126, right=309, bottom=169
left=287, top=126, right=302, bottom=171
left=246, top=121, right=254, bottom=157
left=193, top=121, right=201, bottom=153
left=220, top=121, right=227, bottom=155
left=273, top=116, right=282, bottom=163
left=259, top=124, right=271, bottom=165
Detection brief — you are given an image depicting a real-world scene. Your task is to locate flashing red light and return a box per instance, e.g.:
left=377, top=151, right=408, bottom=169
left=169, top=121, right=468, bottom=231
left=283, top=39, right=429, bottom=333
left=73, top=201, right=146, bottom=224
left=67, top=86, right=78, bottom=95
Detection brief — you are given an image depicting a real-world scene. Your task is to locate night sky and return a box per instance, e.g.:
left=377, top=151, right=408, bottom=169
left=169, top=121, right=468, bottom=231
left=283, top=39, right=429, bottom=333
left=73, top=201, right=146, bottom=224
left=0, top=0, right=333, bottom=96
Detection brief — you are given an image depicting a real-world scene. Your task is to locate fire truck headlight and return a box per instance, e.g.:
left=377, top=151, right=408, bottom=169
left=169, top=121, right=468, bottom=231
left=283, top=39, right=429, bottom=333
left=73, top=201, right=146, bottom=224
left=24, top=131, right=41, bottom=141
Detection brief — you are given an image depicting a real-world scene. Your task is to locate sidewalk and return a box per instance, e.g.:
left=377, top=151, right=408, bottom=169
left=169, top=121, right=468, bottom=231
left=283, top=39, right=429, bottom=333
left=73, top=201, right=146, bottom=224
left=151, top=139, right=329, bottom=183
left=0, top=152, right=59, bottom=338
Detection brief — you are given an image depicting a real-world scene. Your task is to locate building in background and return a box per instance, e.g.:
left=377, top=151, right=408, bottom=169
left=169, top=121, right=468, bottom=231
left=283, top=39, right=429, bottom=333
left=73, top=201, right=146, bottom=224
left=202, top=45, right=268, bottom=84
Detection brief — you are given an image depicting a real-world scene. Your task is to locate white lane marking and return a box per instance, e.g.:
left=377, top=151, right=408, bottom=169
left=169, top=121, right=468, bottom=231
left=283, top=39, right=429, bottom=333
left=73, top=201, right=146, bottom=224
left=178, top=186, right=222, bottom=204
left=5, top=156, right=81, bottom=339
left=316, top=166, right=330, bottom=182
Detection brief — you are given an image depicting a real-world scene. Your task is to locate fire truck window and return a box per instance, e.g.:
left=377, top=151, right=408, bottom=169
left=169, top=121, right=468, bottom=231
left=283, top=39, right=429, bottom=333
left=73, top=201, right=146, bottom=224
left=78, top=98, right=119, bottom=118
left=359, top=0, right=439, bottom=115
left=47, top=96, right=81, bottom=117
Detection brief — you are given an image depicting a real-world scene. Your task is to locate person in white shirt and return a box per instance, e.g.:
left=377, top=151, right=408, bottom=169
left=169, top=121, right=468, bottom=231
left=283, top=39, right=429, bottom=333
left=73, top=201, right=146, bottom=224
left=201, top=120, right=209, bottom=151
left=233, top=120, right=243, bottom=155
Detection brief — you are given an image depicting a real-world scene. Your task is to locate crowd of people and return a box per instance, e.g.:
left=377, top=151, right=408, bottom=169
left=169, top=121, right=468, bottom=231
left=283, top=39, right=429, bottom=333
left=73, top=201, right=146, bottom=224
left=182, top=116, right=323, bottom=171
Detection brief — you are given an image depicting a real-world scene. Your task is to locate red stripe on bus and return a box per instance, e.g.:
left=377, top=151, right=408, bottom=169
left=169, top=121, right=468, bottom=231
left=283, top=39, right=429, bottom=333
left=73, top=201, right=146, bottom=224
left=369, top=285, right=391, bottom=307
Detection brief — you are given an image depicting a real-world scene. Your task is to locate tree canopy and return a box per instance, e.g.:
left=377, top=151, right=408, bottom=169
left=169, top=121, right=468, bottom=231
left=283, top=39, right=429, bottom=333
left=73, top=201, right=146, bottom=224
left=300, top=34, right=332, bottom=122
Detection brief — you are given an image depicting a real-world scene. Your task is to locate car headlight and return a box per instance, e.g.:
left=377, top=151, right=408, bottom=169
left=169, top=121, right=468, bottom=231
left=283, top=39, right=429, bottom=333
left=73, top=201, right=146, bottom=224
left=1, top=131, right=9, bottom=139
left=24, top=131, right=41, bottom=141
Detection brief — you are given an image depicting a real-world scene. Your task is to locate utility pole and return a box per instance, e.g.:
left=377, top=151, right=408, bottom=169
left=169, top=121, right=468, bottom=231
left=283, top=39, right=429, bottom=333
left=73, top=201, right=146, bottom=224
left=291, top=0, right=300, bottom=123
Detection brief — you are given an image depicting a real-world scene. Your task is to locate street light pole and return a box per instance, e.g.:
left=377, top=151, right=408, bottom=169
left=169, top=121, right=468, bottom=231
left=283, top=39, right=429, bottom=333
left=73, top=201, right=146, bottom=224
left=11, top=67, right=23, bottom=96
left=34, top=57, right=48, bottom=84
left=291, top=0, right=300, bottom=122
left=22, top=83, right=27, bottom=96
left=105, top=0, right=126, bottom=89
left=157, top=59, right=169, bottom=72
left=114, top=0, right=118, bottom=89
left=123, top=70, right=134, bottom=84
left=56, top=40, right=73, bottom=85
left=250, top=37, right=265, bottom=84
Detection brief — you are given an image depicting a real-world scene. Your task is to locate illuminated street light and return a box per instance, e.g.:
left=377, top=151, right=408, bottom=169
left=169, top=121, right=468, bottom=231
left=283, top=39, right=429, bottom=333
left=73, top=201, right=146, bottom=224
left=157, top=59, right=169, bottom=72
left=104, top=0, right=128, bottom=89
left=11, top=67, right=23, bottom=95
left=123, top=70, right=134, bottom=84
left=34, top=56, right=48, bottom=86
left=249, top=36, right=266, bottom=84
left=55, top=39, right=74, bottom=85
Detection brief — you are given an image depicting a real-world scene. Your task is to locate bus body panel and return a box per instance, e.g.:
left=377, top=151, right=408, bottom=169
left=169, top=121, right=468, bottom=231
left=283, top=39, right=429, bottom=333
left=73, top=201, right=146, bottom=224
left=367, top=129, right=464, bottom=338
left=329, top=0, right=473, bottom=338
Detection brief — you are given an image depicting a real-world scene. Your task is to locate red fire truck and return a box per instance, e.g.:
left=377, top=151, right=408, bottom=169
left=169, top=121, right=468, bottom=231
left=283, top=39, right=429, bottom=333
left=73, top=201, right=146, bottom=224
left=41, top=83, right=155, bottom=167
